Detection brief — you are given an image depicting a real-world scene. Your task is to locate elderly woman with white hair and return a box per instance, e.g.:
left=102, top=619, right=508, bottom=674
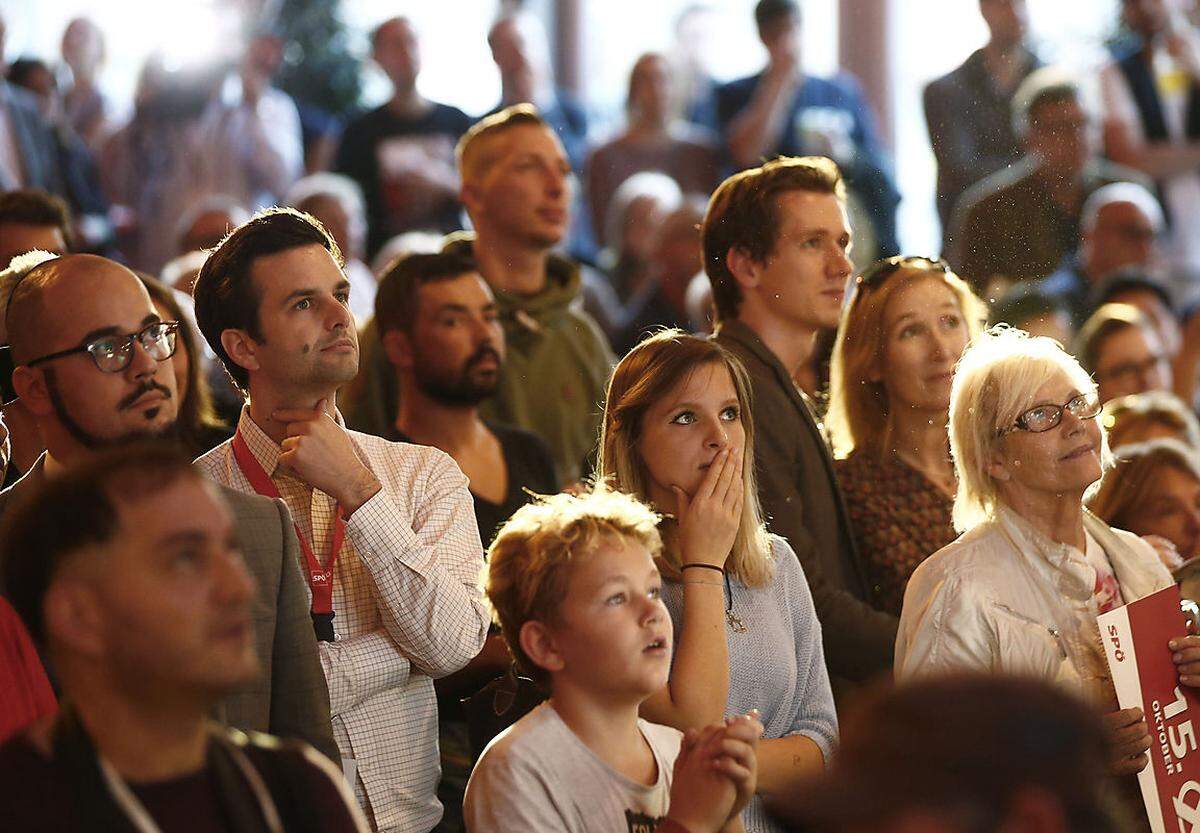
left=896, top=326, right=1200, bottom=778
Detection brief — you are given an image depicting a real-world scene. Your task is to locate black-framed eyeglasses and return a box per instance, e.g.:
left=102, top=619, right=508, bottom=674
left=999, top=391, right=1102, bottom=436
left=855, top=255, right=951, bottom=290
left=26, top=321, right=180, bottom=373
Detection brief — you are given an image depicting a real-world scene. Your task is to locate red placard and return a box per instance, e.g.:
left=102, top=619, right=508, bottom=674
left=1101, top=586, right=1200, bottom=833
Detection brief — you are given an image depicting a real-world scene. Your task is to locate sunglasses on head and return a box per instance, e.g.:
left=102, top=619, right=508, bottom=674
left=855, top=255, right=951, bottom=290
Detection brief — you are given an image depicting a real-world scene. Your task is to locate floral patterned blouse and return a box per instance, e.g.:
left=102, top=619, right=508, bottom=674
left=835, top=449, right=959, bottom=616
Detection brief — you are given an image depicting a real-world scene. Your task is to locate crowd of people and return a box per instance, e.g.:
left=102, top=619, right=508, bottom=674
left=3, top=0, right=1200, bottom=832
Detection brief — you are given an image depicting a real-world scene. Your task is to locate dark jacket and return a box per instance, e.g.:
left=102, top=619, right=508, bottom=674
left=0, top=456, right=338, bottom=763
left=713, top=321, right=896, bottom=684
left=923, top=47, right=1041, bottom=233
left=1, top=82, right=63, bottom=194
left=947, top=156, right=1151, bottom=291
left=716, top=71, right=900, bottom=257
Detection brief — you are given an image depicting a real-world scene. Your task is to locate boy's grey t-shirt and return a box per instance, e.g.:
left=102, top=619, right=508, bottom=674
left=463, top=701, right=684, bottom=833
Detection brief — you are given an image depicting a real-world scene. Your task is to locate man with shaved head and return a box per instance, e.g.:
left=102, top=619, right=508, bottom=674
left=0, top=251, right=337, bottom=761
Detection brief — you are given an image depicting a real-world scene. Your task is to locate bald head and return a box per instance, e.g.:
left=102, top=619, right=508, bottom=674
left=9, top=254, right=178, bottom=461
left=8, top=255, right=152, bottom=366
left=372, top=16, right=420, bottom=91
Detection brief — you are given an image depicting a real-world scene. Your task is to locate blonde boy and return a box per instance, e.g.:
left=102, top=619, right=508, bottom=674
left=464, top=487, right=760, bottom=833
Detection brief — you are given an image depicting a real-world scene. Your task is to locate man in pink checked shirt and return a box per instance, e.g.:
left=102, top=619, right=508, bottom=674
left=191, top=206, right=490, bottom=833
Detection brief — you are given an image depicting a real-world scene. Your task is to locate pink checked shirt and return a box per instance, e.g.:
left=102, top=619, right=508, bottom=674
left=196, top=408, right=489, bottom=833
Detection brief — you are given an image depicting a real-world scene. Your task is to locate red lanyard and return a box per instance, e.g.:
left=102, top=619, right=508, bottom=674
left=231, top=430, right=346, bottom=616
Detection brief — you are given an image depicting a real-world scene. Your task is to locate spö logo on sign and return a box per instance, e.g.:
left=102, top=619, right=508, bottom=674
left=1108, top=624, right=1125, bottom=662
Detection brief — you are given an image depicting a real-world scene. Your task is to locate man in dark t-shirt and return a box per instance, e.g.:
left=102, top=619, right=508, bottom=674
left=0, top=446, right=367, bottom=832
left=374, top=249, right=556, bottom=832
left=715, top=0, right=900, bottom=259
left=335, top=16, right=473, bottom=257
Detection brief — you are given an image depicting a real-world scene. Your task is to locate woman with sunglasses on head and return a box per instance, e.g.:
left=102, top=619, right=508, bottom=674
left=895, top=326, right=1200, bottom=784
left=828, top=256, right=986, bottom=615
left=599, top=329, right=836, bottom=833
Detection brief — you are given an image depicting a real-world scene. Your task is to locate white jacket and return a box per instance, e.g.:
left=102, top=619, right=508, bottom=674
left=896, top=506, right=1173, bottom=707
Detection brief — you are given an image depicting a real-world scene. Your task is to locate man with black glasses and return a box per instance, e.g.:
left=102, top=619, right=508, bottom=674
left=0, top=251, right=336, bottom=761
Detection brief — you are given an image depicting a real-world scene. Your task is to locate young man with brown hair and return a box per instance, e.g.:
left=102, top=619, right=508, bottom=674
left=447, top=104, right=614, bottom=486
left=192, top=207, right=489, bottom=833
left=706, top=155, right=897, bottom=692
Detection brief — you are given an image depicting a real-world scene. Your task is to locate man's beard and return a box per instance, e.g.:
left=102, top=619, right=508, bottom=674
left=45, top=368, right=179, bottom=451
left=413, top=345, right=501, bottom=407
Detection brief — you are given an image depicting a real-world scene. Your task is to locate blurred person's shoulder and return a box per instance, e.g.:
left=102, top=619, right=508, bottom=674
left=0, top=730, right=81, bottom=829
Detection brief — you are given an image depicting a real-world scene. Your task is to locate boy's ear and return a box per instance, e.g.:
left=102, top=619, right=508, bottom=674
left=518, top=620, right=565, bottom=677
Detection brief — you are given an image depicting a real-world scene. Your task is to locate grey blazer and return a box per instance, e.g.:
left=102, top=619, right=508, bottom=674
left=0, top=456, right=338, bottom=762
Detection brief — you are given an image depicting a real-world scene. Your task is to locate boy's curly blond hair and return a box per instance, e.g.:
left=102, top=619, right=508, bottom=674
left=485, top=484, right=663, bottom=688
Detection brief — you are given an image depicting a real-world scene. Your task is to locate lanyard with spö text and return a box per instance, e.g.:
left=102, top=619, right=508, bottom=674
left=232, top=430, right=345, bottom=642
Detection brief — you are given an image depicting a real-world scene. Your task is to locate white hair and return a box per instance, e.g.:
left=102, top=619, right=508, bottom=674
left=949, top=326, right=1106, bottom=533
left=1081, top=181, right=1164, bottom=234
left=285, top=172, right=368, bottom=258
left=173, top=195, right=250, bottom=253
left=1011, top=66, right=1083, bottom=139
left=370, top=230, right=443, bottom=277
left=604, top=171, right=683, bottom=257
left=160, top=249, right=210, bottom=294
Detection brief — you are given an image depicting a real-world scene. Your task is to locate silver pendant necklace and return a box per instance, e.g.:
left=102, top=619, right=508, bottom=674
left=724, top=571, right=747, bottom=633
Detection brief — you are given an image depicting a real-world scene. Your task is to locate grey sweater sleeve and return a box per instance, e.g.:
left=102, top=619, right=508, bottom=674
left=772, top=537, right=838, bottom=763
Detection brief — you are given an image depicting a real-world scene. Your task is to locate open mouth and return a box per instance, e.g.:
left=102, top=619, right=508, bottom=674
left=644, top=637, right=668, bottom=654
